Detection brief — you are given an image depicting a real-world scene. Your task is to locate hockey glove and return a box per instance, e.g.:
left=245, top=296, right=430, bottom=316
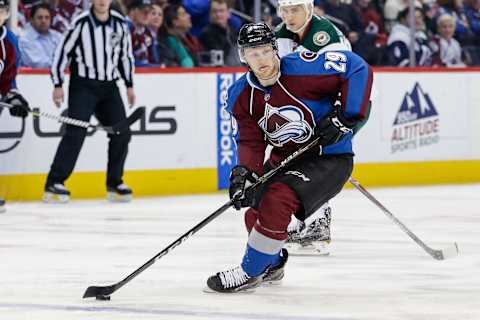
left=229, top=165, right=259, bottom=210
left=315, top=101, right=356, bottom=147
left=3, top=91, right=31, bottom=118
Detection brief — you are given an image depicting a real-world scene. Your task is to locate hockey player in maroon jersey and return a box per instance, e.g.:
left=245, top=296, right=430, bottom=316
left=205, top=22, right=373, bottom=293
left=0, top=0, right=31, bottom=213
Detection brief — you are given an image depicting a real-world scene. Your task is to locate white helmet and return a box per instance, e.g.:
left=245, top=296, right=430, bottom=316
left=277, top=0, right=313, bottom=7
left=277, top=0, right=314, bottom=33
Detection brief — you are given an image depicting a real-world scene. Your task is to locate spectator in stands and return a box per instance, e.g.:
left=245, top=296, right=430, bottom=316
left=164, top=3, right=202, bottom=65
left=314, top=1, right=326, bottom=17
left=198, top=0, right=241, bottom=66
left=431, top=13, right=466, bottom=66
left=261, top=3, right=274, bottom=29
left=155, top=0, right=168, bottom=8
left=437, top=0, right=472, bottom=44
left=182, top=0, right=210, bottom=36
left=156, top=28, right=182, bottom=67
left=384, top=0, right=408, bottom=31
left=19, top=3, right=62, bottom=68
left=322, top=0, right=364, bottom=46
left=182, top=0, right=242, bottom=36
left=127, top=0, right=160, bottom=66
left=51, top=0, right=84, bottom=33
left=155, top=4, right=194, bottom=67
left=386, top=7, right=433, bottom=66
left=111, top=0, right=128, bottom=14
left=464, top=0, right=480, bottom=37
left=384, top=0, right=429, bottom=31
left=147, top=2, right=163, bottom=34
left=355, top=0, right=386, bottom=39
left=354, top=0, right=388, bottom=64
left=17, top=0, right=30, bottom=30
left=322, top=0, right=385, bottom=63
left=148, top=1, right=186, bottom=67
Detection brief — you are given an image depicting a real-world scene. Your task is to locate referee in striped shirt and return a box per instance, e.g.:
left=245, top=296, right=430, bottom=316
left=44, top=0, right=136, bottom=203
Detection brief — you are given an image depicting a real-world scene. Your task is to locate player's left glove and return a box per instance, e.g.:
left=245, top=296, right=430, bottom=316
left=229, top=165, right=259, bottom=210
left=315, top=101, right=356, bottom=146
left=3, top=91, right=31, bottom=118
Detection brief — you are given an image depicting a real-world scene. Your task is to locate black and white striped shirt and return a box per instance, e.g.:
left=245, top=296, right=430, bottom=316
left=51, top=8, right=134, bottom=87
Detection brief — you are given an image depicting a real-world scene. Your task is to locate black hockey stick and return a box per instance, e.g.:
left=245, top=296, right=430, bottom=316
left=83, top=137, right=322, bottom=300
left=348, top=177, right=459, bottom=260
left=0, top=102, right=145, bottom=134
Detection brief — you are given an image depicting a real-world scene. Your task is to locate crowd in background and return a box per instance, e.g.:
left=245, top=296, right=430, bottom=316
left=14, top=0, right=480, bottom=68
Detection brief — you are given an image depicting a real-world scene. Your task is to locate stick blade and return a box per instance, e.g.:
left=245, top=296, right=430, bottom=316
left=430, top=242, right=459, bottom=260
left=441, top=242, right=459, bottom=260
left=83, top=284, right=116, bottom=299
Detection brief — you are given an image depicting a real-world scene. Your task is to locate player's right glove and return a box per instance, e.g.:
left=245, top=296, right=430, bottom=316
left=229, top=165, right=259, bottom=210
left=3, top=91, right=31, bottom=118
left=315, top=101, right=356, bottom=146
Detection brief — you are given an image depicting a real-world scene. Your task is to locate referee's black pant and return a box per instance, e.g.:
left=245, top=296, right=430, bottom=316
left=46, top=77, right=131, bottom=189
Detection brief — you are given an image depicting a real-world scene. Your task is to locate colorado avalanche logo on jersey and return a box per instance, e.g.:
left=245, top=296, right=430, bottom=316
left=258, top=103, right=313, bottom=147
left=300, top=51, right=320, bottom=62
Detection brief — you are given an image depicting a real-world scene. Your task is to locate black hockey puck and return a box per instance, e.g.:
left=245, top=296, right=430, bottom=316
left=95, top=295, right=111, bottom=301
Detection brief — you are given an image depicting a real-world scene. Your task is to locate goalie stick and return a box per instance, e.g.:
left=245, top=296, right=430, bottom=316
left=0, top=102, right=145, bottom=134
left=82, top=137, right=323, bottom=300
left=349, top=177, right=459, bottom=260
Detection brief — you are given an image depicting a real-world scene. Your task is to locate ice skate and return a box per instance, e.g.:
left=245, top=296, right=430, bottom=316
left=107, top=183, right=132, bottom=203
left=204, top=266, right=263, bottom=293
left=262, top=248, right=289, bottom=285
left=43, top=183, right=70, bottom=203
left=285, top=205, right=331, bottom=256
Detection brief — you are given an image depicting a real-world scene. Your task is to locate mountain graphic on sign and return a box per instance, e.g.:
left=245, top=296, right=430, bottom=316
left=393, top=82, right=438, bottom=125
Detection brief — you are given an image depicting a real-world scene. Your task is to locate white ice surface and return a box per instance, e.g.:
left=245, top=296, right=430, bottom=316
left=1, top=184, right=479, bottom=320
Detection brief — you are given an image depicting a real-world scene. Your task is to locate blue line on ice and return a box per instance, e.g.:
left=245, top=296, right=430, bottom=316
left=0, top=302, right=357, bottom=320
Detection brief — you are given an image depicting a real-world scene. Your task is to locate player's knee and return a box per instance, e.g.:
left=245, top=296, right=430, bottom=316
left=244, top=208, right=259, bottom=233
left=256, top=182, right=302, bottom=237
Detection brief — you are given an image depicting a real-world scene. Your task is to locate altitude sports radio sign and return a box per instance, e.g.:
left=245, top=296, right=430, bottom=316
left=351, top=72, right=475, bottom=164
left=390, top=82, right=440, bottom=154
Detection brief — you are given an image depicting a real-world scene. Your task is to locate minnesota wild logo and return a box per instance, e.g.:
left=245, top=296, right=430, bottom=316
left=313, top=31, right=330, bottom=46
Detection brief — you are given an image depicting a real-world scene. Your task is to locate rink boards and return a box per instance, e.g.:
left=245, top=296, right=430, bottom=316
left=1, top=67, right=480, bottom=200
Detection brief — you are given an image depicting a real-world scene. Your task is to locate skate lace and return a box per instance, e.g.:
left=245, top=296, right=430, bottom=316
left=218, top=267, right=249, bottom=289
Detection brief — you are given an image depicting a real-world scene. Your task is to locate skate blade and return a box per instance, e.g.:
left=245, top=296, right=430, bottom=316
left=284, top=242, right=330, bottom=256
left=202, top=286, right=256, bottom=294
left=261, top=279, right=282, bottom=286
left=107, top=192, right=132, bottom=203
left=42, top=192, right=69, bottom=204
